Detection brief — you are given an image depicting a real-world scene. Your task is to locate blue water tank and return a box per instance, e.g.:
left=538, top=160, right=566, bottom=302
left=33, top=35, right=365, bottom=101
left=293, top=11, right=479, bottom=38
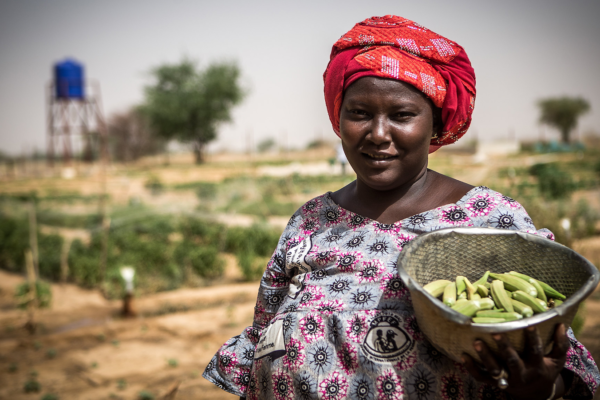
left=54, top=58, right=85, bottom=99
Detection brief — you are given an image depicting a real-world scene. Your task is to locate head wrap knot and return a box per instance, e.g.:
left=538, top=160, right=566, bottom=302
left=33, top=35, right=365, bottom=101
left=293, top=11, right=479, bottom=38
left=323, top=15, right=476, bottom=153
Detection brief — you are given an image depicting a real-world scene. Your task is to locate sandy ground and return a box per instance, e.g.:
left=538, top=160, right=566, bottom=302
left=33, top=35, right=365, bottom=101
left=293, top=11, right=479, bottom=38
left=1, top=265, right=599, bottom=400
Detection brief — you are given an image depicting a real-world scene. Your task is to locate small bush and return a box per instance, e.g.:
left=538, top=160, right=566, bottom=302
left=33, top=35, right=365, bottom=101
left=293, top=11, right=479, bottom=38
left=174, top=241, right=224, bottom=279
left=138, top=390, right=155, bottom=400
left=225, top=224, right=279, bottom=258
left=23, top=379, right=41, bottom=393
left=529, top=163, right=575, bottom=199
left=15, top=281, right=52, bottom=309
left=41, top=394, right=59, bottom=400
left=236, top=252, right=265, bottom=281
left=0, top=213, right=29, bottom=271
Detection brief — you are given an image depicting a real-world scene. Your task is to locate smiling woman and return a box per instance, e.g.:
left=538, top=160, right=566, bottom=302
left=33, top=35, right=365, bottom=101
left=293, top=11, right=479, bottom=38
left=203, top=15, right=600, bottom=400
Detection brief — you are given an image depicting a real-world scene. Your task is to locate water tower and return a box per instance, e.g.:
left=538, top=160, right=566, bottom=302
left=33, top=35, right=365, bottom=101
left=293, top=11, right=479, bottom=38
left=46, top=58, right=108, bottom=164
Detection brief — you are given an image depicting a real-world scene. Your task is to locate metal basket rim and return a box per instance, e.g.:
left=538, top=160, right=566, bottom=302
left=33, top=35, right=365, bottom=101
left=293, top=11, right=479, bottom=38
left=397, top=227, right=600, bottom=332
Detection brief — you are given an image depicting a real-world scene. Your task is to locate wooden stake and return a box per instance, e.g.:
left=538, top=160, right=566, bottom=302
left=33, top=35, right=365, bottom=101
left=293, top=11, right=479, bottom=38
left=60, top=238, right=72, bottom=283
left=28, top=198, right=39, bottom=279
left=25, top=250, right=37, bottom=333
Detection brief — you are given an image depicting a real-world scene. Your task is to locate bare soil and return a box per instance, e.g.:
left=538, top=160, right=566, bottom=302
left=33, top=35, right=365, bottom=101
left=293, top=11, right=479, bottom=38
left=1, top=264, right=599, bottom=400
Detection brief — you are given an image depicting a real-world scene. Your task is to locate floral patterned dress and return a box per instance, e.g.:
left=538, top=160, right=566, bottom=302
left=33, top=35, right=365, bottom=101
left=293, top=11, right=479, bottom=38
left=203, top=186, right=600, bottom=400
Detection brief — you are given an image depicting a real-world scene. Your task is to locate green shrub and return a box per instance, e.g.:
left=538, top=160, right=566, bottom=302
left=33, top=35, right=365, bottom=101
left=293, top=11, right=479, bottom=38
left=15, top=280, right=52, bottom=309
left=225, top=224, right=280, bottom=258
left=174, top=241, right=224, bottom=279
left=137, top=391, right=155, bottom=400
left=236, top=252, right=265, bottom=281
left=23, top=379, right=41, bottom=393
left=179, top=218, right=225, bottom=247
left=38, top=234, right=63, bottom=280
left=529, top=163, right=575, bottom=199
left=41, top=393, right=59, bottom=400
left=0, top=213, right=29, bottom=271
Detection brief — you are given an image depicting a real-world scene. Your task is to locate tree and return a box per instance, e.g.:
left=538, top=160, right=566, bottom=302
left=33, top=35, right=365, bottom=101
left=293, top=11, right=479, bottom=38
left=108, top=108, right=165, bottom=162
left=141, top=59, right=245, bottom=163
left=538, top=96, right=590, bottom=144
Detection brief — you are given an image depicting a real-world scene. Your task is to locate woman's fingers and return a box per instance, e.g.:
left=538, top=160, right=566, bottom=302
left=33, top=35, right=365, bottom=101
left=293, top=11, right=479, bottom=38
left=524, top=326, right=544, bottom=366
left=462, top=353, right=495, bottom=385
left=473, top=339, right=503, bottom=379
left=493, top=334, right=526, bottom=382
left=547, top=323, right=569, bottom=363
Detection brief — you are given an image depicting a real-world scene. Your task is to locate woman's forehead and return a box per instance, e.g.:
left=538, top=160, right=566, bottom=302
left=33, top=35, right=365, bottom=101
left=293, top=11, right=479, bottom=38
left=343, top=76, right=430, bottom=105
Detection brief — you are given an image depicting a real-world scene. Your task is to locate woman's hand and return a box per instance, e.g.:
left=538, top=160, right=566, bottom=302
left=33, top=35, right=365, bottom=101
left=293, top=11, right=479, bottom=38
left=462, top=324, right=570, bottom=400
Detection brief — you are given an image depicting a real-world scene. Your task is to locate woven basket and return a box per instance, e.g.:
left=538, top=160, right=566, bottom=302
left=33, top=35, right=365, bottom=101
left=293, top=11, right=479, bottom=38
left=397, top=227, right=599, bottom=363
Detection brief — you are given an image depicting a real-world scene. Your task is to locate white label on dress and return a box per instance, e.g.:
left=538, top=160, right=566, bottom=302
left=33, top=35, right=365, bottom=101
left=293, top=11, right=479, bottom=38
left=254, top=319, right=286, bottom=361
left=285, top=236, right=313, bottom=274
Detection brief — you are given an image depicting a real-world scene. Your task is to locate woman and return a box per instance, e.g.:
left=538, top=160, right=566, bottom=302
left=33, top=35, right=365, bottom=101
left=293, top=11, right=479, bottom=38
left=204, top=15, right=599, bottom=400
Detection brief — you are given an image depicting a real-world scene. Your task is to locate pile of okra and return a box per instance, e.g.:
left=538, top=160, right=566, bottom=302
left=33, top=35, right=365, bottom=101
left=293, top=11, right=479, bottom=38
left=423, top=271, right=566, bottom=324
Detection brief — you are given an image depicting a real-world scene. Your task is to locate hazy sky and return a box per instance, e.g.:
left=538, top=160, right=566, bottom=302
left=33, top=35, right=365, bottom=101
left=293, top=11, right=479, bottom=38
left=1, top=0, right=599, bottom=155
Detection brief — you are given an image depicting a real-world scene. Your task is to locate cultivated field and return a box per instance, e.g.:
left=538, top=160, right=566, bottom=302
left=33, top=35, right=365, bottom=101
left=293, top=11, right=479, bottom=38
left=1, top=144, right=599, bottom=400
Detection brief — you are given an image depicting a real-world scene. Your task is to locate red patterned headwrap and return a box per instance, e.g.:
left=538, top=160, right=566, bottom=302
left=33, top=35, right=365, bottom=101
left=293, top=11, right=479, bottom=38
left=324, top=15, right=476, bottom=153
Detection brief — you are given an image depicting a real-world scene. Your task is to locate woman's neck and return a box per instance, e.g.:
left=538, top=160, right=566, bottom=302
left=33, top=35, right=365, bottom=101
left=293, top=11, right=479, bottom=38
left=332, top=169, right=473, bottom=224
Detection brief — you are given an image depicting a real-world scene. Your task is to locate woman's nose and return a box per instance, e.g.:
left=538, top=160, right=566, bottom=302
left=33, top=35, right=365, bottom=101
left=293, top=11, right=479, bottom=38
left=368, top=116, right=391, bottom=145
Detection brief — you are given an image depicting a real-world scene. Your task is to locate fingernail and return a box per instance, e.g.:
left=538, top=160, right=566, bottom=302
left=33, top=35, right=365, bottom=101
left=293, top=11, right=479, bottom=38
left=492, top=334, right=502, bottom=341
left=474, top=342, right=482, bottom=352
left=461, top=356, right=466, bottom=364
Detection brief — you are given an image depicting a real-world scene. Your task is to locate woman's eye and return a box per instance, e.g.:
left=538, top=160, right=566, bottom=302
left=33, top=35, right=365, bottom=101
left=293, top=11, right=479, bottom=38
left=351, top=109, right=368, bottom=116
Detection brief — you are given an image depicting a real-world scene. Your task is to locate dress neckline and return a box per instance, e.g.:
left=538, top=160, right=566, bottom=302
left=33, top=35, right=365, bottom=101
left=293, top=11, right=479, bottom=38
left=324, top=186, right=482, bottom=226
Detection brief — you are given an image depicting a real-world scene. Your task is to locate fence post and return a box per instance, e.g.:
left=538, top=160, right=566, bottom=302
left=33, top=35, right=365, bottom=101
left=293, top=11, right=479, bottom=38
left=25, top=250, right=37, bottom=333
left=28, top=197, right=39, bottom=279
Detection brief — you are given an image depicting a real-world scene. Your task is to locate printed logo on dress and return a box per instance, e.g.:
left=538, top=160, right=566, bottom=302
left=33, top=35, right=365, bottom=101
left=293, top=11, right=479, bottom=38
left=361, top=311, right=414, bottom=363
left=286, top=235, right=314, bottom=298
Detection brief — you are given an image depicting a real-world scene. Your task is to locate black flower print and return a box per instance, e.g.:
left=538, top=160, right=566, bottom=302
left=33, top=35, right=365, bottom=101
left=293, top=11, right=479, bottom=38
left=241, top=346, right=255, bottom=363
left=295, top=372, right=317, bottom=400
left=442, top=208, right=468, bottom=224
left=417, top=342, right=447, bottom=372
left=273, top=252, right=285, bottom=268
left=322, top=207, right=342, bottom=225
left=349, top=288, right=376, bottom=309
left=265, top=290, right=286, bottom=309
left=300, top=291, right=314, bottom=305
left=502, top=195, right=516, bottom=204
left=329, top=278, right=351, bottom=295
left=284, top=303, right=298, bottom=313
left=259, top=369, right=271, bottom=393
left=308, top=343, right=333, bottom=374
left=348, top=214, right=368, bottom=229
left=406, top=365, right=436, bottom=400
left=350, top=375, right=374, bottom=400
left=345, top=233, right=366, bottom=249
left=283, top=314, right=295, bottom=333
left=303, top=199, right=319, bottom=213
left=472, top=198, right=490, bottom=212
left=235, top=370, right=251, bottom=389
left=247, top=327, right=260, bottom=344
left=479, top=384, right=503, bottom=400
left=524, top=216, right=534, bottom=225
left=368, top=240, right=389, bottom=256
left=205, top=356, right=217, bottom=372
left=407, top=213, right=431, bottom=228
left=375, top=222, right=395, bottom=232
left=323, top=230, right=345, bottom=244
left=441, top=374, right=463, bottom=400
left=491, top=213, right=515, bottom=229
left=310, top=269, right=328, bottom=280
left=274, top=372, right=293, bottom=398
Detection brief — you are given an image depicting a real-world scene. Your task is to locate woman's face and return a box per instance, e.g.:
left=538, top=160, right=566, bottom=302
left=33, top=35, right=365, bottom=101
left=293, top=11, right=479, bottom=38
left=339, top=77, right=435, bottom=192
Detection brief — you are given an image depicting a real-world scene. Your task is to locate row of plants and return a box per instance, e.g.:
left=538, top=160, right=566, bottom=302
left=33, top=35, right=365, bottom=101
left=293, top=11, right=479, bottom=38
left=0, top=208, right=282, bottom=298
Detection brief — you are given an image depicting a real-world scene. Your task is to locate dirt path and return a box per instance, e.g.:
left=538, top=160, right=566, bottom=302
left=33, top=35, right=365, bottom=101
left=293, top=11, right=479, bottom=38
left=1, top=268, right=600, bottom=399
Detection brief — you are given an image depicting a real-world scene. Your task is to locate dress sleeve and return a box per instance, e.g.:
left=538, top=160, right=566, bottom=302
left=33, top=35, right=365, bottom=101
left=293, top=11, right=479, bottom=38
left=466, top=187, right=600, bottom=398
left=202, top=211, right=301, bottom=397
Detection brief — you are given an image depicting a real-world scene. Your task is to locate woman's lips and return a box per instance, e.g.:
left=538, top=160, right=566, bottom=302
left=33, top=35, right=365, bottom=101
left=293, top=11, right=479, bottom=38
left=363, top=152, right=397, bottom=160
